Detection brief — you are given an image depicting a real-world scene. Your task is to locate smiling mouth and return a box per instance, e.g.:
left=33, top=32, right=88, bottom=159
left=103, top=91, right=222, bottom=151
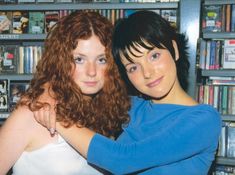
left=146, top=77, right=163, bottom=88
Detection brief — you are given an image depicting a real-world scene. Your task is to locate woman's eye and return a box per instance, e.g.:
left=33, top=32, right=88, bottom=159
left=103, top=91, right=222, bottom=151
left=126, top=65, right=138, bottom=73
left=98, top=57, right=107, bottom=64
left=150, top=53, right=160, bottom=61
left=74, top=57, right=84, bottom=64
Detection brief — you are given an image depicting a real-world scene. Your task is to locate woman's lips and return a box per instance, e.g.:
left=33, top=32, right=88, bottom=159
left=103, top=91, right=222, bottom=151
left=84, top=81, right=98, bottom=86
left=146, top=76, right=163, bottom=88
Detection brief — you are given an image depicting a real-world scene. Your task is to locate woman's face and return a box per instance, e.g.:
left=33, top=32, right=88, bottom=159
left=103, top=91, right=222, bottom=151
left=72, top=35, right=107, bottom=95
left=121, top=41, right=179, bottom=102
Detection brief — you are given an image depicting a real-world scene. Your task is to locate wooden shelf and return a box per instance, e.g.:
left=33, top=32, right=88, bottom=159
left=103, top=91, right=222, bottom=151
left=201, top=69, right=235, bottom=77
left=205, top=0, right=235, bottom=5
left=0, top=34, right=46, bottom=40
left=203, top=32, right=235, bottom=39
left=216, top=157, right=235, bottom=166
left=0, top=74, right=33, bottom=81
left=221, top=115, right=235, bottom=122
left=0, top=2, right=178, bottom=10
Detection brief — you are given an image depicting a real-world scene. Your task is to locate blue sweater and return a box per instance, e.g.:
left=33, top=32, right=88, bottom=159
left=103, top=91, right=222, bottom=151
left=87, top=96, right=222, bottom=175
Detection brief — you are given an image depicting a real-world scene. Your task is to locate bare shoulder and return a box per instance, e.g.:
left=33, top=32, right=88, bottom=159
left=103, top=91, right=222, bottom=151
left=0, top=106, right=36, bottom=157
left=0, top=105, right=56, bottom=152
left=0, top=106, right=42, bottom=173
left=6, top=106, right=36, bottom=127
left=0, top=106, right=38, bottom=138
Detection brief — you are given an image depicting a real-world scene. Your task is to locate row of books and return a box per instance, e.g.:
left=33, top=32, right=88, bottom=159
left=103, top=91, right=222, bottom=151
left=0, top=0, right=179, bottom=4
left=0, top=80, right=8, bottom=112
left=1, top=11, right=70, bottom=34
left=202, top=4, right=235, bottom=33
left=0, top=79, right=29, bottom=112
left=197, top=84, right=235, bottom=115
left=196, top=39, right=235, bottom=70
left=0, top=45, right=43, bottom=74
left=1, top=0, right=74, bottom=3
left=213, top=165, right=235, bottom=175
left=217, top=121, right=235, bottom=158
left=208, top=76, right=235, bottom=86
left=0, top=9, right=177, bottom=34
left=0, top=113, right=8, bottom=120
left=119, top=0, right=179, bottom=2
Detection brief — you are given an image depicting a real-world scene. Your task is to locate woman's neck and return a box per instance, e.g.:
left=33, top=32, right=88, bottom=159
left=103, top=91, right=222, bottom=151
left=151, top=81, right=197, bottom=106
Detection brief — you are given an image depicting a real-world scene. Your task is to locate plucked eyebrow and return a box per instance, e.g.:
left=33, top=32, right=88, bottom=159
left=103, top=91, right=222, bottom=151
left=74, top=53, right=106, bottom=58
left=96, top=54, right=106, bottom=58
left=123, top=48, right=152, bottom=68
left=124, top=62, right=134, bottom=68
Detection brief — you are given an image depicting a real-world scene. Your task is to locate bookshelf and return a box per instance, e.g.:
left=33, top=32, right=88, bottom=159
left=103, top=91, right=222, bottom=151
left=201, top=69, right=235, bottom=77
left=222, top=115, right=235, bottom=122
left=0, top=74, right=33, bottom=80
left=0, top=0, right=201, bottom=115
left=0, top=2, right=179, bottom=10
left=203, top=32, right=235, bottom=39
left=198, top=0, right=235, bottom=173
left=216, top=156, right=235, bottom=167
left=0, top=34, right=46, bottom=40
left=204, top=0, right=235, bottom=6
left=0, top=1, right=184, bottom=129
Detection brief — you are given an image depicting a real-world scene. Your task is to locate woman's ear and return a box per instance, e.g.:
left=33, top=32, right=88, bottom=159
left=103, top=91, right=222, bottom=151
left=172, top=40, right=179, bottom=61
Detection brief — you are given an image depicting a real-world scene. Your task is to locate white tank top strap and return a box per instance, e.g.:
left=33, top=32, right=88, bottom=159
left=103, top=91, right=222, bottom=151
left=12, top=133, right=102, bottom=175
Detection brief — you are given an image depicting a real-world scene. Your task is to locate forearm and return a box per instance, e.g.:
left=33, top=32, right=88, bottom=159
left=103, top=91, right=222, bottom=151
left=86, top=108, right=221, bottom=174
left=56, top=122, right=95, bottom=158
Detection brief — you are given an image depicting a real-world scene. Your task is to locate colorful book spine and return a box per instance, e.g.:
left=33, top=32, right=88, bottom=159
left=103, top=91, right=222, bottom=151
left=231, top=4, right=235, bottom=32
left=202, top=5, right=222, bottom=32
left=223, top=39, right=235, bottom=69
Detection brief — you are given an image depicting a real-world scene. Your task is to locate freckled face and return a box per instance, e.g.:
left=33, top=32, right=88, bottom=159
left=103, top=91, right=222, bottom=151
left=122, top=41, right=179, bottom=101
left=72, top=35, right=107, bottom=95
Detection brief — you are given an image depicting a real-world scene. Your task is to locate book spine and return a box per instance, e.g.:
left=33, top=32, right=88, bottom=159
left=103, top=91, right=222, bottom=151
left=209, top=40, right=216, bottom=69
left=226, top=4, right=231, bottom=32
left=223, top=39, right=235, bottom=69
left=231, top=4, right=235, bottom=32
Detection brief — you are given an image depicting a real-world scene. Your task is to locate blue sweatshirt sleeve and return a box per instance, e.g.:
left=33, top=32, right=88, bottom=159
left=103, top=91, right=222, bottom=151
left=87, top=106, right=221, bottom=174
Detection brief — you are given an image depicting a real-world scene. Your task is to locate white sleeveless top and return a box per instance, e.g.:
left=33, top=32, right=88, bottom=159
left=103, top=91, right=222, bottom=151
left=12, top=135, right=102, bottom=175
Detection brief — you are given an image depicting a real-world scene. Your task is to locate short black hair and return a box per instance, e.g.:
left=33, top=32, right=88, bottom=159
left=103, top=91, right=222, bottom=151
left=112, top=10, right=190, bottom=92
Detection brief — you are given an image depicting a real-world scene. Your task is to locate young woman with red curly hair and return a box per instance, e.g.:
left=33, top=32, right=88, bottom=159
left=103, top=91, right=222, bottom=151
left=0, top=10, right=130, bottom=175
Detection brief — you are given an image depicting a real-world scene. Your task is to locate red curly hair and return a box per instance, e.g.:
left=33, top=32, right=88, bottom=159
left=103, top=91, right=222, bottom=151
left=19, top=11, right=130, bottom=138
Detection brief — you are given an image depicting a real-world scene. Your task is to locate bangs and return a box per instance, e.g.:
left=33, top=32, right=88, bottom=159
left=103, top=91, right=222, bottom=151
left=120, top=37, right=165, bottom=63
left=112, top=11, right=175, bottom=64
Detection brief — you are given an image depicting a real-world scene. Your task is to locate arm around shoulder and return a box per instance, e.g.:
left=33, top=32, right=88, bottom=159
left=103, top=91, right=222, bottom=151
left=86, top=105, right=223, bottom=174
left=56, top=122, right=96, bottom=158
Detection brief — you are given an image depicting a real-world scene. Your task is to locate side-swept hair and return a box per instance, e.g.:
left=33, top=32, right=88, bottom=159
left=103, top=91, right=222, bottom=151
left=19, top=11, right=130, bottom=138
left=112, top=10, right=190, bottom=92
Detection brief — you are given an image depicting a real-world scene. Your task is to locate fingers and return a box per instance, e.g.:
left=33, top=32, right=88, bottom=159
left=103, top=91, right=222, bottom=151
left=33, top=105, right=56, bottom=135
left=43, top=105, right=51, bottom=130
left=34, top=109, right=47, bottom=127
left=33, top=110, right=41, bottom=125
left=49, top=108, right=56, bottom=135
left=44, top=105, right=56, bottom=135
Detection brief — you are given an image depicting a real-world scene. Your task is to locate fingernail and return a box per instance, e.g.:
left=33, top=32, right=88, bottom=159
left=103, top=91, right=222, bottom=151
left=49, top=128, right=55, bottom=135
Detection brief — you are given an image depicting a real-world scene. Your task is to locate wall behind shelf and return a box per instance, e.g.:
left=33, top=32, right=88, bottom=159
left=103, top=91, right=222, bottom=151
left=179, top=0, right=201, bottom=98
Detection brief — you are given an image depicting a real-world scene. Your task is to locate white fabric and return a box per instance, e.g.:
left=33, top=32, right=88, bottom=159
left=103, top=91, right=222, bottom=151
left=12, top=135, right=102, bottom=175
